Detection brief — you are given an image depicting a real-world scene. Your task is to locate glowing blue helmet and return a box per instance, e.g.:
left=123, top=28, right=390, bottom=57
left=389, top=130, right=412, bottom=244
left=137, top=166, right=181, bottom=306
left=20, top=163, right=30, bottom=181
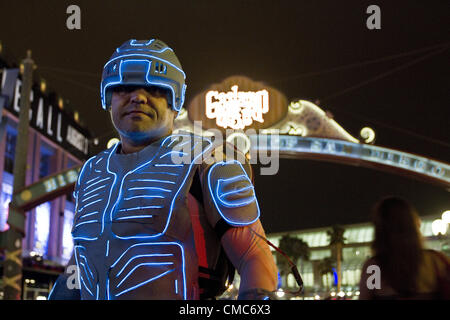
left=100, top=39, right=187, bottom=112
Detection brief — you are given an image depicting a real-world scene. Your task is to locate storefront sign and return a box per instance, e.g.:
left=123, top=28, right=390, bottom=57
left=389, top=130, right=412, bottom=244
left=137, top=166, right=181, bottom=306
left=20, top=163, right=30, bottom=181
left=0, top=68, right=90, bottom=159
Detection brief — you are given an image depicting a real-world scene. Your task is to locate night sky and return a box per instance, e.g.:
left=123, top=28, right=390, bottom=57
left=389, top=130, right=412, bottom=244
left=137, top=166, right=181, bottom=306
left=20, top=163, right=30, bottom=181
left=0, top=1, right=449, bottom=233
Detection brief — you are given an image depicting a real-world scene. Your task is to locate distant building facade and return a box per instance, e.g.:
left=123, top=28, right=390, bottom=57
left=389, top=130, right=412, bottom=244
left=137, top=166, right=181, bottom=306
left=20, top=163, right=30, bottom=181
left=0, top=58, right=91, bottom=299
left=264, top=215, right=447, bottom=299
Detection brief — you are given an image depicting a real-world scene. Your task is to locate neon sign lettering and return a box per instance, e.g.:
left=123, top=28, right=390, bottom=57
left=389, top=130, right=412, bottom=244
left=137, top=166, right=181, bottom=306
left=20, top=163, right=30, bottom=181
left=205, top=85, right=269, bottom=129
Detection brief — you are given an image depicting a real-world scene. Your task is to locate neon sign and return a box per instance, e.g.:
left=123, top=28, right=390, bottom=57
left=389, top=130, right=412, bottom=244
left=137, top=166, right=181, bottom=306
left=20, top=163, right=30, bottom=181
left=205, top=85, right=269, bottom=129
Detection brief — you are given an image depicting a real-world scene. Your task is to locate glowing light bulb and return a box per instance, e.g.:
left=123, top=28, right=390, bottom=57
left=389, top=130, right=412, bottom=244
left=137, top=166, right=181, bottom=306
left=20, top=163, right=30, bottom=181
left=432, top=219, right=448, bottom=236
left=360, top=127, right=376, bottom=144
left=442, top=210, right=450, bottom=224
left=58, top=97, right=64, bottom=110
left=40, top=79, right=47, bottom=92
left=107, top=138, right=120, bottom=149
left=276, top=289, right=285, bottom=298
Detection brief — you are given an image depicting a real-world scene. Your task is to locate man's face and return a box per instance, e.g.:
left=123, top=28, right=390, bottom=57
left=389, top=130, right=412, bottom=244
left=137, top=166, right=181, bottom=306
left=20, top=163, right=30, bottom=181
left=109, top=85, right=176, bottom=145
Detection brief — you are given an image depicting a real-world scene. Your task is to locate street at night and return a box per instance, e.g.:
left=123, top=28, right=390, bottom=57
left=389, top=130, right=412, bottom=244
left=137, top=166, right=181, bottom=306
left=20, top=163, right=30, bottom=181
left=0, top=0, right=448, bottom=310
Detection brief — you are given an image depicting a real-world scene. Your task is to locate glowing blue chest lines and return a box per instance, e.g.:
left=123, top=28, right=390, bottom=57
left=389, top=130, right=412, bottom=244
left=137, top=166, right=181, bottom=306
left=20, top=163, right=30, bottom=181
left=107, top=153, right=186, bottom=239
left=74, top=245, right=98, bottom=297
left=74, top=134, right=213, bottom=241
left=73, top=161, right=114, bottom=240
left=72, top=134, right=212, bottom=299
left=74, top=241, right=187, bottom=300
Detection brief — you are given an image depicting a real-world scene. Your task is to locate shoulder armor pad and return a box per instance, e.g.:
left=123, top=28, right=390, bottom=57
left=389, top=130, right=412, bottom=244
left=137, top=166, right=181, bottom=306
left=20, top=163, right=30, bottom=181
left=207, top=160, right=260, bottom=227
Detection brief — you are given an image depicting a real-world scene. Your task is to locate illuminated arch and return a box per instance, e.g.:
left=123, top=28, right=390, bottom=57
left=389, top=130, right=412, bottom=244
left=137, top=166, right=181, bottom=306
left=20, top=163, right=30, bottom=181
left=250, top=135, right=450, bottom=190
left=176, top=99, right=450, bottom=190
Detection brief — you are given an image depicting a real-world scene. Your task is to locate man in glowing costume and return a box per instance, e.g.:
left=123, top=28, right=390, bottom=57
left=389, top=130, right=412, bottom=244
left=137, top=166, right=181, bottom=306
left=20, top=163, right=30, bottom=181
left=49, top=39, right=278, bottom=300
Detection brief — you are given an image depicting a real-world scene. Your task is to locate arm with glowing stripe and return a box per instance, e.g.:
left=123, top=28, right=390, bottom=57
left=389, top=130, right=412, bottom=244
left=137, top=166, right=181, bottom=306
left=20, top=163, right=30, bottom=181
left=200, top=146, right=278, bottom=299
left=222, top=220, right=278, bottom=299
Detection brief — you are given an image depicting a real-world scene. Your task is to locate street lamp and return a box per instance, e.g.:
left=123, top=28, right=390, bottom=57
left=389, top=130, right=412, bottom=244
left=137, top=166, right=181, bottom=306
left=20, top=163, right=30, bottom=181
left=432, top=219, right=448, bottom=236
left=432, top=210, right=450, bottom=236
left=432, top=211, right=449, bottom=253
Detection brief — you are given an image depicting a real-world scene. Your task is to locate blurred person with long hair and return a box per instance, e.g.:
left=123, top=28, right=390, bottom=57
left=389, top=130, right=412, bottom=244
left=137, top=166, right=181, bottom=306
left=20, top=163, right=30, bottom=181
left=359, top=196, right=449, bottom=299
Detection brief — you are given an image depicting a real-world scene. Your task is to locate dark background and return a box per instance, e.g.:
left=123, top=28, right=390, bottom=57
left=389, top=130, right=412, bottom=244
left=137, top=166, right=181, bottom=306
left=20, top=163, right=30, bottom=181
left=0, top=0, right=448, bottom=233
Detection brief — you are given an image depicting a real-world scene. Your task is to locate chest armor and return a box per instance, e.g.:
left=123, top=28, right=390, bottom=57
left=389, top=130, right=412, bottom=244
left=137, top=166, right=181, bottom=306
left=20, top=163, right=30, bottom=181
left=71, top=134, right=213, bottom=300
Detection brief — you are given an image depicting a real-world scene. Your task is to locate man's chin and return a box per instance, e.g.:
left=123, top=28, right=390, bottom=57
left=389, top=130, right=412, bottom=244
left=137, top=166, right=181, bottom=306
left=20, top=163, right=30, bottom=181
left=121, top=122, right=156, bottom=134
left=118, top=127, right=169, bottom=143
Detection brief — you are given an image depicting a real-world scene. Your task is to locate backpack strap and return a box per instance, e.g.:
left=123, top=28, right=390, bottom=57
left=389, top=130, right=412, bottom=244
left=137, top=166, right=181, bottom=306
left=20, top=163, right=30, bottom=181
left=188, top=169, right=235, bottom=299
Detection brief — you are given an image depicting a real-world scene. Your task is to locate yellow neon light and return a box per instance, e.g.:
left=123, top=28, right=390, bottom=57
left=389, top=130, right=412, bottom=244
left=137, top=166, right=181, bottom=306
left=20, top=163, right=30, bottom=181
left=205, top=85, right=269, bottom=129
left=360, top=127, right=376, bottom=144
left=107, top=138, right=120, bottom=149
